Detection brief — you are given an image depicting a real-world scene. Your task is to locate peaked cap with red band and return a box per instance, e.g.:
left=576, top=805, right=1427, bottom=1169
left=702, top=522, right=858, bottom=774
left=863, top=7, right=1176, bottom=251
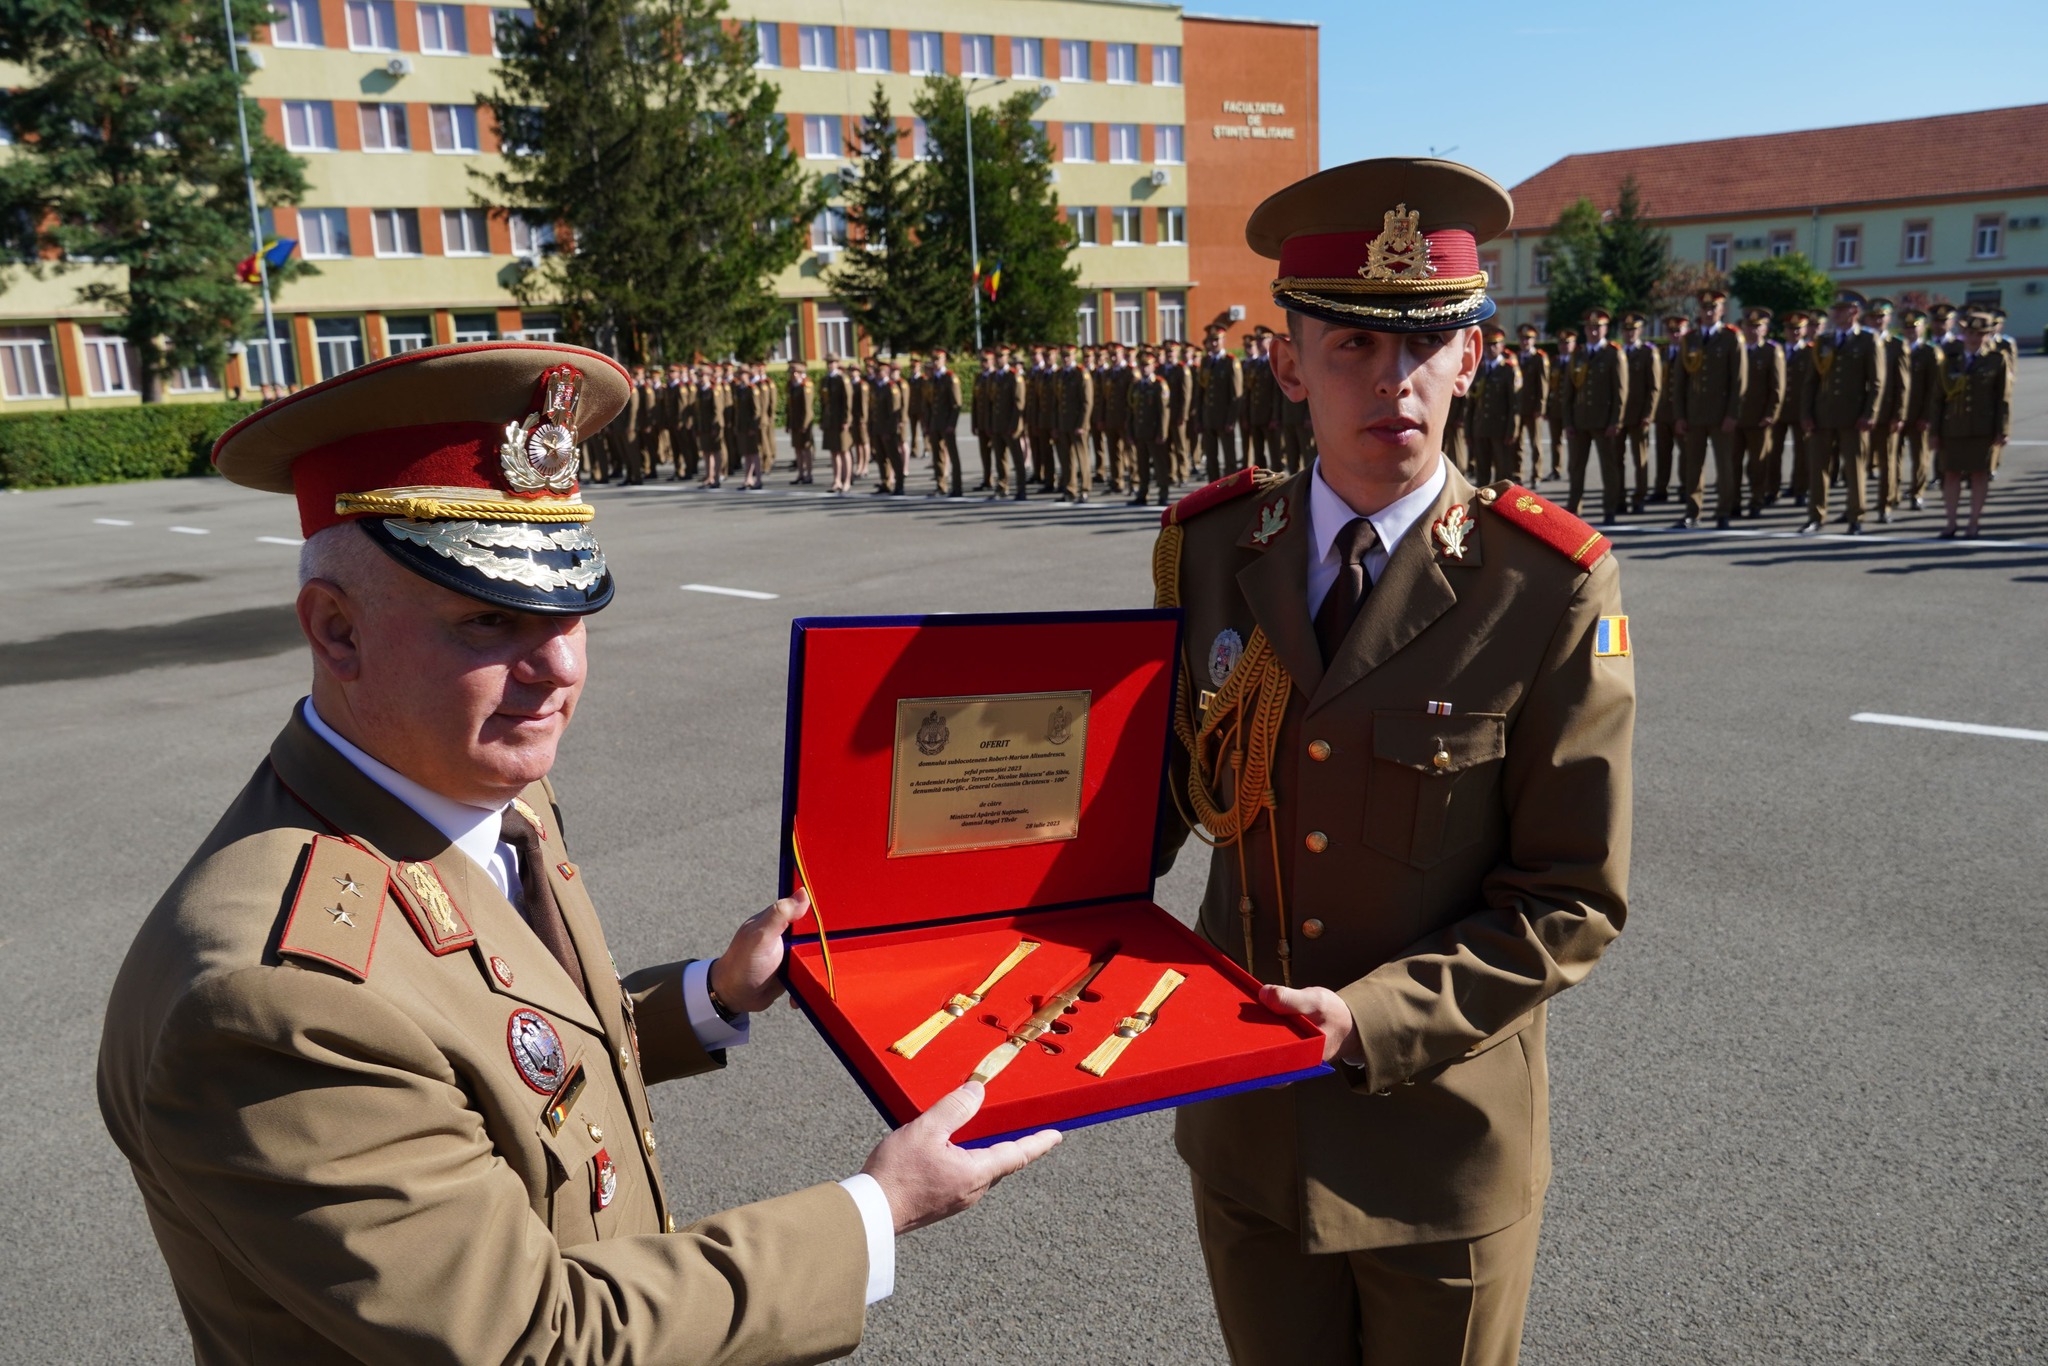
left=213, top=341, right=630, bottom=615
left=1248, top=157, right=1513, bottom=334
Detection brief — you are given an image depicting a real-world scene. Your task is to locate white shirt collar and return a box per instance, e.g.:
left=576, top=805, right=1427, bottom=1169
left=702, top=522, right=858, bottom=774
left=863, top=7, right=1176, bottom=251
left=1310, top=455, right=1447, bottom=573
left=301, top=697, right=513, bottom=890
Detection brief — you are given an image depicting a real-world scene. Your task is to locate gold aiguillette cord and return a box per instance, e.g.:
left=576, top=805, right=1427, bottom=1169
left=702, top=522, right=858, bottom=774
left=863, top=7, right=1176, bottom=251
left=888, top=939, right=1041, bottom=1059
left=1078, top=970, right=1186, bottom=1078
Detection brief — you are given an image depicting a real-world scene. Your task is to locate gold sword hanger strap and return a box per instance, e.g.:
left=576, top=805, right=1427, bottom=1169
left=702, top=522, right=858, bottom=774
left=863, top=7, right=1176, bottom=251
left=889, top=939, right=1042, bottom=1059
left=1078, top=969, right=1186, bottom=1079
left=968, top=945, right=1119, bottom=1086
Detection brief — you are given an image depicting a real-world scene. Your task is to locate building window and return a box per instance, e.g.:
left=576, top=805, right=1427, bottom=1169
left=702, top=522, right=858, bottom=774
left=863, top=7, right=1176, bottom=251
left=513, top=312, right=559, bottom=342
left=1105, top=42, right=1135, bottom=84
left=345, top=0, right=398, bottom=51
left=1832, top=225, right=1861, bottom=269
left=1769, top=229, right=1795, bottom=258
left=1973, top=214, right=2003, bottom=259
left=1158, top=207, right=1186, bottom=245
left=1069, top=206, right=1097, bottom=247
left=1962, top=287, right=2002, bottom=310
left=798, top=24, right=834, bottom=70
left=960, top=34, right=994, bottom=78
left=751, top=20, right=780, bottom=67
left=810, top=206, right=848, bottom=252
left=1113, top=292, right=1142, bottom=345
left=803, top=114, right=838, bottom=159
left=768, top=305, right=802, bottom=364
left=242, top=331, right=297, bottom=387
left=818, top=303, right=854, bottom=359
left=1076, top=296, right=1099, bottom=344
left=1061, top=123, right=1094, bottom=162
left=0, top=327, right=59, bottom=400
left=314, top=317, right=364, bottom=379
left=1532, top=252, right=1552, bottom=286
left=416, top=4, right=467, bottom=54
left=371, top=207, right=422, bottom=256
left=1010, top=37, right=1043, bottom=79
left=491, top=8, right=532, bottom=57
left=1059, top=39, right=1089, bottom=82
left=910, top=119, right=932, bottom=162
left=81, top=326, right=138, bottom=396
left=282, top=100, right=336, bottom=152
left=359, top=102, right=409, bottom=152
left=854, top=28, right=889, bottom=73
left=908, top=31, right=942, bottom=76
left=1706, top=236, right=1731, bottom=273
left=1152, top=45, right=1181, bottom=85
left=1479, top=252, right=1499, bottom=285
left=1154, top=125, right=1183, bottom=164
left=270, top=0, right=324, bottom=47
left=430, top=105, right=480, bottom=153
left=509, top=214, right=554, bottom=258
left=169, top=365, right=217, bottom=393
left=385, top=315, right=433, bottom=352
left=299, top=207, right=351, bottom=258
left=1897, top=221, right=1930, bottom=264
left=1157, top=291, right=1186, bottom=341
left=452, top=312, right=496, bottom=342
left=441, top=208, right=489, bottom=255
left=1107, top=123, right=1139, bottom=164
left=1111, top=206, right=1141, bottom=245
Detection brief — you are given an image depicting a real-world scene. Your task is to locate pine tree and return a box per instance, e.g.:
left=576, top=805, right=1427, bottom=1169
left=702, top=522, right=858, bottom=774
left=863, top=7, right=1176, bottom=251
left=0, top=0, right=309, bottom=401
left=481, top=0, right=823, bottom=363
left=1542, top=196, right=1619, bottom=334
left=1597, top=176, right=1669, bottom=319
left=825, top=86, right=939, bottom=355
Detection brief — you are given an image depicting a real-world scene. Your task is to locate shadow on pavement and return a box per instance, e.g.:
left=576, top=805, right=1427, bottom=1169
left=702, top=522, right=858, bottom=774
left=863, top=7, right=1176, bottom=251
left=3, top=603, right=302, bottom=686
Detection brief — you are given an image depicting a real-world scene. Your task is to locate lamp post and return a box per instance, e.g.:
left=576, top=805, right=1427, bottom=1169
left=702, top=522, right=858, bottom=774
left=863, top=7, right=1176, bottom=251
left=221, top=0, right=282, bottom=394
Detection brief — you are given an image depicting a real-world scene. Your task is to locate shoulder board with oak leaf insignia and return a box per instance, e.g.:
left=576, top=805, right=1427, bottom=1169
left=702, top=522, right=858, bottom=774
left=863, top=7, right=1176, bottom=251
left=391, top=860, right=476, bottom=956
left=1162, top=466, right=1285, bottom=529
left=277, top=833, right=390, bottom=981
left=1476, top=482, right=1611, bottom=571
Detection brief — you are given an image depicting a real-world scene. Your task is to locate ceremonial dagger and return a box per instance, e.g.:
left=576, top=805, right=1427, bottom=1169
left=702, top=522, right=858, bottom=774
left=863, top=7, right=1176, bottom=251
left=968, top=944, right=1119, bottom=1085
left=889, top=939, right=1041, bottom=1059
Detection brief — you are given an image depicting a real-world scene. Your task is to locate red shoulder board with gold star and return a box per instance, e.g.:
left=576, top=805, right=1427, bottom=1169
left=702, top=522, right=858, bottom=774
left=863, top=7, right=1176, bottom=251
left=1478, top=482, right=1611, bottom=571
left=1162, top=467, right=1280, bottom=528
left=277, top=834, right=390, bottom=981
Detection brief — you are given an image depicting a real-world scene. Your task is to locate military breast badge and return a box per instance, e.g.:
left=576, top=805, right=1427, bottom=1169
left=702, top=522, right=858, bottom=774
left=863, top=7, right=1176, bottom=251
left=1208, top=628, right=1245, bottom=685
left=1361, top=204, right=1432, bottom=281
left=1431, top=504, right=1474, bottom=561
left=1250, top=496, right=1290, bottom=547
left=501, top=363, right=585, bottom=495
left=507, top=1008, right=568, bottom=1094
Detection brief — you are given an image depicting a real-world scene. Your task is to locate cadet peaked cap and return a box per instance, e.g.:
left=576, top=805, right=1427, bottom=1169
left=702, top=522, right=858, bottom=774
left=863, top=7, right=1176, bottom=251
left=1900, top=308, right=1928, bottom=324
left=1863, top=297, right=1895, bottom=314
left=1743, top=306, right=1774, bottom=323
left=1249, top=157, right=1512, bottom=333
left=1582, top=306, right=1612, bottom=323
left=1960, top=308, right=1996, bottom=329
left=214, top=341, right=630, bottom=615
left=1696, top=286, right=1729, bottom=303
left=1619, top=312, right=1647, bottom=327
left=1832, top=290, right=1867, bottom=309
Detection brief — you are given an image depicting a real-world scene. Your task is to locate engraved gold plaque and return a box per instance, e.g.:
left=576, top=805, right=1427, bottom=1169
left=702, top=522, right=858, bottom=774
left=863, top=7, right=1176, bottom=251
left=887, top=690, right=1091, bottom=857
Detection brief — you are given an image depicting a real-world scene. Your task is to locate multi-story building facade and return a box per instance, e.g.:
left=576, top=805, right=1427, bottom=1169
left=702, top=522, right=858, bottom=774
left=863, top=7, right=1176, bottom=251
left=0, top=0, right=1316, bottom=410
left=1492, top=103, right=2048, bottom=343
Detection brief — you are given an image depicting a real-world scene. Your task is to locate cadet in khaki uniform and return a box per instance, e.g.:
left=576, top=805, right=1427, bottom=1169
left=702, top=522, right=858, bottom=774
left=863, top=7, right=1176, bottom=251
left=821, top=356, right=852, bottom=494
left=1774, top=312, right=1813, bottom=506
left=925, top=350, right=964, bottom=498
left=786, top=363, right=815, bottom=486
left=1863, top=298, right=1911, bottom=521
left=1201, top=329, right=1244, bottom=480
left=1619, top=312, right=1660, bottom=513
left=1737, top=307, right=1785, bottom=519
left=870, top=362, right=908, bottom=494
left=753, top=361, right=779, bottom=479
left=1127, top=347, right=1173, bottom=505
left=1244, top=329, right=1280, bottom=471
left=1053, top=344, right=1094, bottom=502
left=1026, top=346, right=1055, bottom=493
left=1513, top=323, right=1549, bottom=485
left=985, top=351, right=1029, bottom=500
left=1650, top=316, right=1687, bottom=503
left=1800, top=290, right=1885, bottom=534
left=1563, top=306, right=1628, bottom=522
left=1542, top=328, right=1574, bottom=483
left=1163, top=341, right=1195, bottom=483
left=1156, top=159, right=1633, bottom=1366
left=1926, top=308, right=2012, bottom=538
left=970, top=349, right=995, bottom=492
left=694, top=366, right=726, bottom=488
left=1466, top=324, right=1519, bottom=485
left=1675, top=288, right=1746, bottom=530
left=1899, top=309, right=1941, bottom=510
left=97, top=343, right=1059, bottom=1364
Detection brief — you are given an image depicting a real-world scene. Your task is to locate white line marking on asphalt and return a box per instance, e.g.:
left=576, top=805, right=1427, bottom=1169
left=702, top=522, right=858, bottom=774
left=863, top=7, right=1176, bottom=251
left=1852, top=713, right=2048, bottom=743
left=680, top=583, right=780, bottom=600
left=93, top=517, right=133, bottom=526
left=168, top=525, right=210, bottom=535
left=257, top=535, right=304, bottom=546
left=1607, top=524, right=2048, bottom=551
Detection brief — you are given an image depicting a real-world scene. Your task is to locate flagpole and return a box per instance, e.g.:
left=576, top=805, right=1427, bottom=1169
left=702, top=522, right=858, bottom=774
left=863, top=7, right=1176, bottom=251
left=222, top=0, right=281, bottom=395
left=964, top=79, right=985, bottom=353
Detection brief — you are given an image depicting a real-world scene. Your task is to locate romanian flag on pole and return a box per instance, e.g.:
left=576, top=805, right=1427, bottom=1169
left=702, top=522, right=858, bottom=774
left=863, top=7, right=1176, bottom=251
left=235, top=238, right=297, bottom=284
left=983, top=257, right=1003, bottom=302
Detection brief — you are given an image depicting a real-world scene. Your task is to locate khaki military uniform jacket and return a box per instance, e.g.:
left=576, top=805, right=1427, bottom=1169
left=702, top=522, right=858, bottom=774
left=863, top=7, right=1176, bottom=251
left=1622, top=343, right=1661, bottom=428
left=1201, top=353, right=1242, bottom=427
left=1654, top=342, right=1683, bottom=423
left=1156, top=466, right=1634, bottom=1252
left=1162, top=362, right=1192, bottom=429
left=786, top=374, right=813, bottom=436
left=926, top=370, right=963, bottom=431
left=1054, top=365, right=1093, bottom=434
left=1926, top=347, right=2013, bottom=441
left=1468, top=357, right=1519, bottom=439
left=1543, top=352, right=1573, bottom=422
left=1876, top=334, right=1912, bottom=427
left=1128, top=375, right=1170, bottom=444
left=1738, top=341, right=1785, bottom=428
left=1515, top=348, right=1550, bottom=425
left=1781, top=343, right=1813, bottom=425
left=1803, top=327, right=1884, bottom=429
left=1679, top=325, right=1746, bottom=426
left=1244, top=357, right=1278, bottom=427
left=97, top=710, right=868, bottom=1364
left=1566, top=340, right=1627, bottom=431
left=1904, top=342, right=1941, bottom=427
left=986, top=368, right=1027, bottom=438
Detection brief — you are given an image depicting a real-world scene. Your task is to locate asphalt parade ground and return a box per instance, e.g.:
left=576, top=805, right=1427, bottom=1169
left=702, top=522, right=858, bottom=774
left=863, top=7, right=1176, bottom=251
left=4, top=360, right=2045, bottom=1364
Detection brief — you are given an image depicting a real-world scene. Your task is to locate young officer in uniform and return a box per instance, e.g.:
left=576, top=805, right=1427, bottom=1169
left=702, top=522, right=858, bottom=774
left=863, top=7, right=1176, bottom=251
left=1152, top=159, right=1635, bottom=1366
left=1800, top=290, right=1885, bottom=534
left=96, top=343, right=1059, bottom=1364
left=1619, top=312, right=1660, bottom=514
left=1563, top=306, right=1627, bottom=522
left=1674, top=287, right=1747, bottom=530
left=1737, top=307, right=1785, bottom=520
left=1512, top=322, right=1549, bottom=486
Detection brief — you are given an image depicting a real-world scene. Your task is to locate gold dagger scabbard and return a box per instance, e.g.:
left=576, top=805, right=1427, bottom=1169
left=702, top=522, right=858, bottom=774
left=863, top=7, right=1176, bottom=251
left=1078, top=969, right=1186, bottom=1077
left=969, top=945, right=1119, bottom=1085
left=889, top=940, right=1040, bottom=1059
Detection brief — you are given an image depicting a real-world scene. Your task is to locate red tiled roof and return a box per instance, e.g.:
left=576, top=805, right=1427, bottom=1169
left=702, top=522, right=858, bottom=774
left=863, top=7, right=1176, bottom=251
left=1509, top=103, right=2048, bottom=230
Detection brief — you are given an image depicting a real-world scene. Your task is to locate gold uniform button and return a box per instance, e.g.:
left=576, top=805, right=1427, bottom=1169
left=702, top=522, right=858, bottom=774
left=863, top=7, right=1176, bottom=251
left=1304, top=831, right=1329, bottom=854
left=1307, top=739, right=1332, bottom=762
left=1431, top=744, right=1452, bottom=771
left=665, top=1213, right=677, bottom=1233
left=586, top=1122, right=603, bottom=1143
left=1476, top=487, right=1498, bottom=505
left=642, top=1128, right=658, bottom=1156
left=1301, top=918, right=1325, bottom=939
left=619, top=1045, right=633, bottom=1069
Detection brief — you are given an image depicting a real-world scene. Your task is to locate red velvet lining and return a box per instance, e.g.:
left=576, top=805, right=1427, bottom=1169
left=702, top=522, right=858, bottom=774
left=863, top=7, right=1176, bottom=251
left=1278, top=228, right=1481, bottom=281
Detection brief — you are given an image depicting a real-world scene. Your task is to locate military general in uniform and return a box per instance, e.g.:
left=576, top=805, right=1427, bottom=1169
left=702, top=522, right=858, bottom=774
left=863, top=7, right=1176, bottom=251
left=1152, top=159, right=1635, bottom=1366
left=96, top=342, right=1058, bottom=1363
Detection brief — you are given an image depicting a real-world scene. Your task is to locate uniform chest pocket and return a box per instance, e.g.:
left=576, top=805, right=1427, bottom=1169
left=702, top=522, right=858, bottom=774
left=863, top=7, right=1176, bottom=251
left=534, top=1056, right=621, bottom=1246
left=1363, top=712, right=1507, bottom=868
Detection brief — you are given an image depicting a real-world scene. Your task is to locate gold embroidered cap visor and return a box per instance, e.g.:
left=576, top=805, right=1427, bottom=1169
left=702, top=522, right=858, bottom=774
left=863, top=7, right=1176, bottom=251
left=1247, top=157, right=1513, bottom=335
left=212, top=341, right=631, bottom=615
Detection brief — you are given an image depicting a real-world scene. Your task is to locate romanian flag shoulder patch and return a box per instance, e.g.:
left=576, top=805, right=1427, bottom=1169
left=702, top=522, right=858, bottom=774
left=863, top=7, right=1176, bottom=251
left=1593, top=615, right=1631, bottom=658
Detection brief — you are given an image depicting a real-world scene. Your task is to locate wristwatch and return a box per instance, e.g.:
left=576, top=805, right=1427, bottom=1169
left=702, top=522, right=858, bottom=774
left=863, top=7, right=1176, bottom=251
left=705, top=977, right=740, bottom=1024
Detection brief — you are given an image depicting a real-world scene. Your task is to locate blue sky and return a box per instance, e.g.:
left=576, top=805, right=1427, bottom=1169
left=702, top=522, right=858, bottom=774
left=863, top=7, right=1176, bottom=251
left=1194, top=0, right=2048, bottom=187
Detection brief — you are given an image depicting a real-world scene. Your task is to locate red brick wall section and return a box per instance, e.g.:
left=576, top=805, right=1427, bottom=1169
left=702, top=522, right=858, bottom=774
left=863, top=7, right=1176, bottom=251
left=1181, top=18, right=1318, bottom=347
left=346, top=207, right=373, bottom=258
left=335, top=101, right=362, bottom=152
left=318, top=0, right=346, bottom=50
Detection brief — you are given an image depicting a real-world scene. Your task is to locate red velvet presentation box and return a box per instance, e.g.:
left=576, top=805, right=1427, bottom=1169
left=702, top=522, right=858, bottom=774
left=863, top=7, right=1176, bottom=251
left=777, top=610, right=1327, bottom=1147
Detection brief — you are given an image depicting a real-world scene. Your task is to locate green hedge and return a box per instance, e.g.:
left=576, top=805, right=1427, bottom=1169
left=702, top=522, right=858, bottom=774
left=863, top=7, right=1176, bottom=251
left=0, top=401, right=262, bottom=489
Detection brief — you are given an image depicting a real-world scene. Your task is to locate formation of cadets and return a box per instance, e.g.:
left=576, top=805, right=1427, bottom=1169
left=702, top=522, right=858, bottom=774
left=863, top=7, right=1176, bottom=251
left=577, top=291, right=2013, bottom=537
left=1465, top=288, right=2018, bottom=539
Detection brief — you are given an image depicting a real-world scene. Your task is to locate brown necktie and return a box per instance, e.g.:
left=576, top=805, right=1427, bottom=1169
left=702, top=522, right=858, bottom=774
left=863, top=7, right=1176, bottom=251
left=1313, top=517, right=1380, bottom=664
left=500, top=809, right=587, bottom=996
